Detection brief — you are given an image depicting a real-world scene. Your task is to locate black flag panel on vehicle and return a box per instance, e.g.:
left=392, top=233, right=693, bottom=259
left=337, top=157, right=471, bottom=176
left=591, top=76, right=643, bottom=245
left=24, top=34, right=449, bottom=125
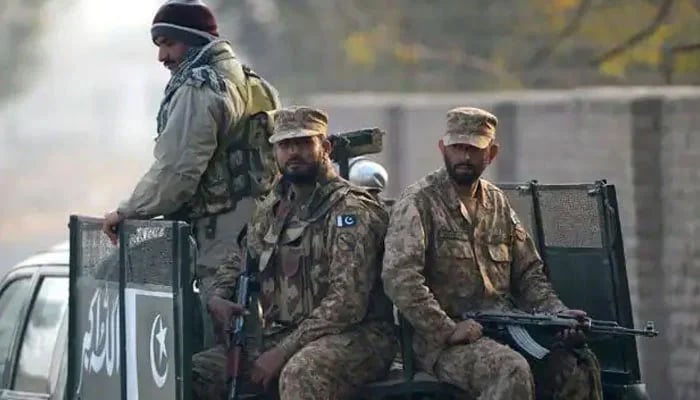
left=68, top=216, right=195, bottom=400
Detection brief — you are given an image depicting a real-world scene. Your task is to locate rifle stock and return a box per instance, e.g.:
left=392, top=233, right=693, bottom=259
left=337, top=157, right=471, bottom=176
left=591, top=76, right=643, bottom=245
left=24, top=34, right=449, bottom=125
left=460, top=310, right=659, bottom=360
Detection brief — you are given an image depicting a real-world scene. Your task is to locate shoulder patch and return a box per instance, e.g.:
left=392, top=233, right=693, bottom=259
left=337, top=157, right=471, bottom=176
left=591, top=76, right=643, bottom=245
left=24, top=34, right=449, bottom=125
left=336, top=214, right=357, bottom=228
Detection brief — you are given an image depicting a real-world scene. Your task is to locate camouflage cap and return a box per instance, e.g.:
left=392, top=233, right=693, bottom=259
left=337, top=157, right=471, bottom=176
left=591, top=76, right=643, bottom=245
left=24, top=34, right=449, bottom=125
left=443, top=107, right=498, bottom=149
left=268, top=106, right=329, bottom=144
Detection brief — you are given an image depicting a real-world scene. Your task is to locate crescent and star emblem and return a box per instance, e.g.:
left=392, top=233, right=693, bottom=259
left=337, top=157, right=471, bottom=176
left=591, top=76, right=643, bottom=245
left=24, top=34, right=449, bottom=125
left=336, top=214, right=357, bottom=227
left=149, top=314, right=168, bottom=388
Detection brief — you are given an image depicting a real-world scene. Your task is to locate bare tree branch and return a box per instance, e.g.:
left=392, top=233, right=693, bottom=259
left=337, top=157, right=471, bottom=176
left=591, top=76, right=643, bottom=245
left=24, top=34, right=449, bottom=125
left=410, top=44, right=521, bottom=86
left=661, top=42, right=700, bottom=83
left=527, top=0, right=593, bottom=67
left=590, top=0, right=674, bottom=66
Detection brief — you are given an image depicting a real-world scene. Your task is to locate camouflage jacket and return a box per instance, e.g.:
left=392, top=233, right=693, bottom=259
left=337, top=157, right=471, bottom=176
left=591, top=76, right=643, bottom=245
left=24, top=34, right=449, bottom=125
left=118, top=41, right=256, bottom=221
left=213, top=168, right=395, bottom=361
left=382, top=167, right=567, bottom=371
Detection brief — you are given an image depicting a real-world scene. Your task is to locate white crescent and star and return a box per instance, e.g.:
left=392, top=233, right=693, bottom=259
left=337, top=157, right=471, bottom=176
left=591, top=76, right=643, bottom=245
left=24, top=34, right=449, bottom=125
left=337, top=215, right=356, bottom=227
left=149, top=314, right=169, bottom=388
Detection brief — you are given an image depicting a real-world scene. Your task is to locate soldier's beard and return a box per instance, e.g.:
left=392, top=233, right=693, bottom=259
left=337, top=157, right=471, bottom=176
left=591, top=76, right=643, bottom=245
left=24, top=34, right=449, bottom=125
left=281, top=158, right=322, bottom=184
left=444, top=155, right=483, bottom=186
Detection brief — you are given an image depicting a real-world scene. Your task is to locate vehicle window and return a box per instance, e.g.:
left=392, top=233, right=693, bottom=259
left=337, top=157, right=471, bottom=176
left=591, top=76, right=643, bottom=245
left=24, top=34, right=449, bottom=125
left=12, top=277, right=69, bottom=393
left=0, top=277, right=32, bottom=388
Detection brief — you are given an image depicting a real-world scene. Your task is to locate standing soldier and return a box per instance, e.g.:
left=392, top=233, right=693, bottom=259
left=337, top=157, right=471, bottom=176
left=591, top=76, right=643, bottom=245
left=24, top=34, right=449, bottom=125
left=381, top=107, right=602, bottom=400
left=101, top=0, right=280, bottom=347
left=192, top=106, right=397, bottom=399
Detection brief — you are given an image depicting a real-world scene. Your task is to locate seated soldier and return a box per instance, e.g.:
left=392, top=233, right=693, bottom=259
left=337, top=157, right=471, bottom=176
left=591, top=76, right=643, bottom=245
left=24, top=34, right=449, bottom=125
left=381, top=107, right=603, bottom=400
left=191, top=106, right=397, bottom=400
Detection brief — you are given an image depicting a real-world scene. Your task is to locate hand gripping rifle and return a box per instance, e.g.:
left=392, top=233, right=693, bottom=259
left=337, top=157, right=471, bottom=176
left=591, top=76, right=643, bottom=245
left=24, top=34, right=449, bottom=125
left=225, top=248, right=259, bottom=400
left=461, top=310, right=659, bottom=360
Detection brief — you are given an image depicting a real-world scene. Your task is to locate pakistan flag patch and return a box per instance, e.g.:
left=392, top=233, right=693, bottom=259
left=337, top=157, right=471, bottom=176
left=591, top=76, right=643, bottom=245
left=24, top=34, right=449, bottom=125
left=336, top=214, right=357, bottom=228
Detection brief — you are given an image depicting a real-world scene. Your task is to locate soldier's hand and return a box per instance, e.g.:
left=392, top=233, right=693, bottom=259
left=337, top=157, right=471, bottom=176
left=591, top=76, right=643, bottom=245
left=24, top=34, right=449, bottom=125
left=102, top=211, right=124, bottom=246
left=447, top=319, right=483, bottom=345
left=250, top=347, right=286, bottom=391
left=556, top=309, right=588, bottom=347
left=207, top=296, right=244, bottom=328
left=558, top=309, right=588, bottom=321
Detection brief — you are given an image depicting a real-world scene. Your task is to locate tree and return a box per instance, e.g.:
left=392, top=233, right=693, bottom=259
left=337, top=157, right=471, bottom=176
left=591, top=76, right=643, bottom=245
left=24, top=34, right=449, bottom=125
left=209, top=0, right=700, bottom=96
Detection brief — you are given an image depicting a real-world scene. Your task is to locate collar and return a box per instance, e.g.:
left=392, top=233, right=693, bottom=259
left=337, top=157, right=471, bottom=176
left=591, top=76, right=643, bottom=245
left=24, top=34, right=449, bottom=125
left=268, top=162, right=344, bottom=220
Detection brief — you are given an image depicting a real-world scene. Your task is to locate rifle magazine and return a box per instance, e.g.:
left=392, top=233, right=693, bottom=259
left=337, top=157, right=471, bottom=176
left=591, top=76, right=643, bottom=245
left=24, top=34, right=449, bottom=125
left=506, top=325, right=550, bottom=360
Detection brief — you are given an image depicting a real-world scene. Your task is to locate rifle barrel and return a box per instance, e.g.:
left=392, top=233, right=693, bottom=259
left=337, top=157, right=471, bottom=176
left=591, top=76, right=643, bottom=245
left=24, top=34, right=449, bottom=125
left=589, top=324, right=658, bottom=337
left=462, top=312, right=659, bottom=337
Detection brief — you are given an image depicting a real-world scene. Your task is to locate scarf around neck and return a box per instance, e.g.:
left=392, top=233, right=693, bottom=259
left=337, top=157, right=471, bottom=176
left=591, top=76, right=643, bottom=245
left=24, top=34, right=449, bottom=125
left=155, top=40, right=228, bottom=137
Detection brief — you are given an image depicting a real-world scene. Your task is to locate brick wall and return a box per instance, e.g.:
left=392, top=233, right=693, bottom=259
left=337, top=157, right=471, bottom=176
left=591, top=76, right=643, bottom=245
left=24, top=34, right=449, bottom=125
left=306, top=86, right=700, bottom=399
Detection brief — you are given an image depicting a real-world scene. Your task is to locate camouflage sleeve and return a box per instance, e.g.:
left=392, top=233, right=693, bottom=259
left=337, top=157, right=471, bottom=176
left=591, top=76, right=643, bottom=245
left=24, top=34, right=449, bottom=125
left=117, top=84, right=239, bottom=219
left=210, top=250, right=242, bottom=301
left=381, top=196, right=456, bottom=345
left=275, top=200, right=387, bottom=361
left=509, top=209, right=568, bottom=313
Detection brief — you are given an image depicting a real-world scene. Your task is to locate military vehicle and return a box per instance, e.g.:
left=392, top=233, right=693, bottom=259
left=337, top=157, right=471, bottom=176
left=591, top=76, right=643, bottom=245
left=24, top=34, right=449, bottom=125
left=0, top=128, right=659, bottom=400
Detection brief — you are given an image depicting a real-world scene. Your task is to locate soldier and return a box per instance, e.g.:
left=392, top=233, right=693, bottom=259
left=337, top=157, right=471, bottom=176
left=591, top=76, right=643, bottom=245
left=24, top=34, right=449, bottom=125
left=381, top=107, right=602, bottom=400
left=100, top=0, right=279, bottom=347
left=192, top=106, right=397, bottom=399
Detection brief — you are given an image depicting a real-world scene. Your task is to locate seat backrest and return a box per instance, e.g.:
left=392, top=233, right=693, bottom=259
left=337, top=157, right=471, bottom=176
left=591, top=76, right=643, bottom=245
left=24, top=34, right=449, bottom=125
left=500, top=182, right=542, bottom=262
left=502, top=181, right=643, bottom=385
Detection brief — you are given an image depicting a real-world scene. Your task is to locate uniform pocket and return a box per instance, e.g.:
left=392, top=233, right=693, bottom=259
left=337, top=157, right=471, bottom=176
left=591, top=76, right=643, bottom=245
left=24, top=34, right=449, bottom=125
left=487, top=243, right=511, bottom=263
left=485, top=242, right=512, bottom=293
left=434, top=232, right=477, bottom=297
left=279, top=244, right=303, bottom=278
left=278, top=225, right=306, bottom=278
left=436, top=231, right=474, bottom=260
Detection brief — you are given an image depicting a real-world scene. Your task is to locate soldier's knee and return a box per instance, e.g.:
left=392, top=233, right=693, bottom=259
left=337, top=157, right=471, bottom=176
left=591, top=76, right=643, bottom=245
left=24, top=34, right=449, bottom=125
left=190, top=347, right=228, bottom=400
left=537, top=347, right=603, bottom=400
left=280, top=357, right=318, bottom=387
left=503, top=350, right=532, bottom=381
left=485, top=350, right=534, bottom=399
left=279, top=355, right=313, bottom=392
left=476, top=345, right=533, bottom=384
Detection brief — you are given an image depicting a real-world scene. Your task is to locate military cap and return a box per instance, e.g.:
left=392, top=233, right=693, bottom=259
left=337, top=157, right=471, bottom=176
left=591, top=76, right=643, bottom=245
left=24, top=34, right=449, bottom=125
left=268, top=106, right=329, bottom=144
left=443, top=106, right=498, bottom=149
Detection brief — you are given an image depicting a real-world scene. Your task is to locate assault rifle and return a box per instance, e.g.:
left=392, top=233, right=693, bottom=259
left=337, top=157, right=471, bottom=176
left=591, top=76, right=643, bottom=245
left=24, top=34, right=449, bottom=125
left=225, top=248, right=259, bottom=400
left=461, top=310, right=659, bottom=360
left=329, top=127, right=385, bottom=179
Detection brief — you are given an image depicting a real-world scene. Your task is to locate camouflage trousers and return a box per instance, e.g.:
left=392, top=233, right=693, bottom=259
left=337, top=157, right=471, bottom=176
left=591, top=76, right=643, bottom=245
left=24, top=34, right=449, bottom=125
left=191, top=322, right=397, bottom=400
left=432, top=337, right=602, bottom=400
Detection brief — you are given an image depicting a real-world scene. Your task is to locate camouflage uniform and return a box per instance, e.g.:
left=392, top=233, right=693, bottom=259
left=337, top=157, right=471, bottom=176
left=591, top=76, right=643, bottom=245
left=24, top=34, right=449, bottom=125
left=192, top=106, right=397, bottom=400
left=381, top=107, right=602, bottom=400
